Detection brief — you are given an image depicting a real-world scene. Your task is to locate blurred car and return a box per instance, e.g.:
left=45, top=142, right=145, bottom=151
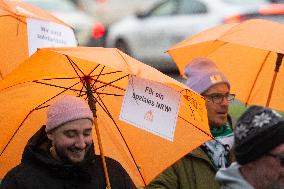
left=106, top=0, right=284, bottom=72
left=224, top=2, right=284, bottom=23
left=76, top=0, right=156, bottom=27
left=23, top=0, right=105, bottom=46
left=73, top=0, right=157, bottom=46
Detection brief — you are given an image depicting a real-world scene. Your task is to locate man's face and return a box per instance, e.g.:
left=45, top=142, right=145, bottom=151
left=251, top=144, right=284, bottom=189
left=202, top=83, right=230, bottom=128
left=47, top=118, right=93, bottom=164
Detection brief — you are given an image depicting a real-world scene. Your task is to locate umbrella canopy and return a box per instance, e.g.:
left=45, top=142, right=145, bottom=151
left=0, top=47, right=212, bottom=187
left=0, top=0, right=77, bottom=79
left=167, top=19, right=284, bottom=112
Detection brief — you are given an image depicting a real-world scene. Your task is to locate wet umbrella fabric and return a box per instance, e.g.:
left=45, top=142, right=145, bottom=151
left=168, top=19, right=284, bottom=111
left=0, top=47, right=212, bottom=187
left=0, top=0, right=76, bottom=79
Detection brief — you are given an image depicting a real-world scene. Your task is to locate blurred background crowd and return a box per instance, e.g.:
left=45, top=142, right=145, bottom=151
left=19, top=0, right=284, bottom=76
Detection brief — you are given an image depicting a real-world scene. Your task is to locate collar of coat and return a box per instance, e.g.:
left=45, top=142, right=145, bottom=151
left=186, top=147, right=216, bottom=170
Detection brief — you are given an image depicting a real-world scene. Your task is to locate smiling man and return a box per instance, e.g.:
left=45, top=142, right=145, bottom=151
left=0, top=95, right=135, bottom=189
left=148, top=58, right=234, bottom=189
left=47, top=118, right=93, bottom=164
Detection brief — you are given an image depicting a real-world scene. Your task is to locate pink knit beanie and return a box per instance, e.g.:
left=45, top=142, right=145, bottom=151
left=184, top=58, right=230, bottom=94
left=45, top=95, right=94, bottom=132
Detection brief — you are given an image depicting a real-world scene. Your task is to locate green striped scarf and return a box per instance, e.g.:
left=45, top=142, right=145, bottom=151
left=202, top=121, right=234, bottom=169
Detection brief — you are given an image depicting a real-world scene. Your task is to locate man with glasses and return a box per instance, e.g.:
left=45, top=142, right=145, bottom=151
left=148, top=58, right=234, bottom=189
left=216, top=105, right=284, bottom=189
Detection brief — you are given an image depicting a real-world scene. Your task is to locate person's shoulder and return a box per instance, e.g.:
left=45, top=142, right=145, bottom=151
left=1, top=164, right=28, bottom=186
left=93, top=155, right=126, bottom=171
left=185, top=147, right=217, bottom=168
left=187, top=147, right=208, bottom=159
left=164, top=147, right=209, bottom=166
left=3, top=163, right=26, bottom=178
left=104, top=156, right=122, bottom=164
left=163, top=147, right=211, bottom=170
left=93, top=155, right=121, bottom=165
left=92, top=155, right=136, bottom=188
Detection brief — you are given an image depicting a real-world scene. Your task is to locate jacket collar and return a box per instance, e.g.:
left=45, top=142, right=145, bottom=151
left=186, top=147, right=216, bottom=169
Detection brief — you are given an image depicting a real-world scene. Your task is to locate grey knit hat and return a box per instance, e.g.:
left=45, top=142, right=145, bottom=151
left=184, top=58, right=230, bottom=94
left=45, top=95, right=94, bottom=132
left=234, top=105, right=284, bottom=165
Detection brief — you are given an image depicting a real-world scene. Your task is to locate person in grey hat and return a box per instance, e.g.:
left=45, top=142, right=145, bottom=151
left=216, top=105, right=284, bottom=189
left=148, top=58, right=235, bottom=189
left=0, top=95, right=135, bottom=189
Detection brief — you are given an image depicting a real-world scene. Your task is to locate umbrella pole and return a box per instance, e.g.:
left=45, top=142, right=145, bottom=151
left=266, top=53, right=284, bottom=106
left=85, top=77, right=112, bottom=189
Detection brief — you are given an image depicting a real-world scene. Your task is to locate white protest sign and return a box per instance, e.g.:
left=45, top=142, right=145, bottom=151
left=27, top=18, right=77, bottom=56
left=120, top=76, right=181, bottom=141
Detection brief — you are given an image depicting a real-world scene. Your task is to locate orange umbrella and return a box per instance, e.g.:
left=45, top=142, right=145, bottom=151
left=167, top=19, right=284, bottom=112
left=0, top=0, right=77, bottom=79
left=0, top=47, right=212, bottom=187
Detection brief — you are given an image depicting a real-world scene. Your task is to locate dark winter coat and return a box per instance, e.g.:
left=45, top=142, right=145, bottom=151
left=147, top=117, right=234, bottom=189
left=0, top=126, right=136, bottom=189
left=147, top=147, right=220, bottom=189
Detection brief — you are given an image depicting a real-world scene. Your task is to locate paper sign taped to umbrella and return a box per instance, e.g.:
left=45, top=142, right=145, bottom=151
left=27, top=18, right=77, bottom=56
left=120, top=76, right=181, bottom=141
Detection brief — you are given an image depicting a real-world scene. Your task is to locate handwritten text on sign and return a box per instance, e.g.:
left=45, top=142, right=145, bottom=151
left=27, top=18, right=77, bottom=56
left=120, top=76, right=181, bottom=141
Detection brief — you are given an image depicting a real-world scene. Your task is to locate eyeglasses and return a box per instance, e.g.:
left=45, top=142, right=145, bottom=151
left=267, top=153, right=284, bottom=166
left=202, top=93, right=235, bottom=104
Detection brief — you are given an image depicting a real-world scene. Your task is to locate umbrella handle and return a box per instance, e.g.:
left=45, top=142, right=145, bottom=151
left=94, top=118, right=112, bottom=189
left=266, top=53, right=284, bottom=106
left=85, top=77, right=111, bottom=189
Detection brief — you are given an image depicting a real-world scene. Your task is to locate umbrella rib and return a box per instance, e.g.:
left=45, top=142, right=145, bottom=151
left=178, top=115, right=213, bottom=139
left=35, top=82, right=83, bottom=110
left=0, top=81, right=83, bottom=157
left=179, top=89, right=213, bottom=138
left=78, top=82, right=86, bottom=97
left=266, top=53, right=284, bottom=106
left=91, top=66, right=126, bottom=92
left=33, top=80, right=83, bottom=92
left=92, top=92, right=113, bottom=118
left=18, top=74, right=126, bottom=94
left=93, top=90, right=147, bottom=186
left=65, top=55, right=93, bottom=96
left=0, top=12, right=25, bottom=24
left=38, top=73, right=122, bottom=79
left=115, top=49, right=133, bottom=69
left=36, top=75, right=126, bottom=93
left=91, top=65, right=106, bottom=90
left=0, top=76, right=83, bottom=92
left=39, top=76, right=82, bottom=80
left=87, top=62, right=102, bottom=77
left=205, top=40, right=228, bottom=57
left=0, top=109, right=34, bottom=157
left=245, top=51, right=271, bottom=105
left=36, top=77, right=86, bottom=96
left=90, top=76, right=126, bottom=92
left=92, top=91, right=124, bottom=97
left=0, top=70, right=3, bottom=80
left=65, top=55, right=86, bottom=79
left=92, top=87, right=124, bottom=119
left=94, top=75, right=129, bottom=91
left=94, top=71, right=124, bottom=76
left=87, top=78, right=125, bottom=117
left=128, top=76, right=143, bottom=106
